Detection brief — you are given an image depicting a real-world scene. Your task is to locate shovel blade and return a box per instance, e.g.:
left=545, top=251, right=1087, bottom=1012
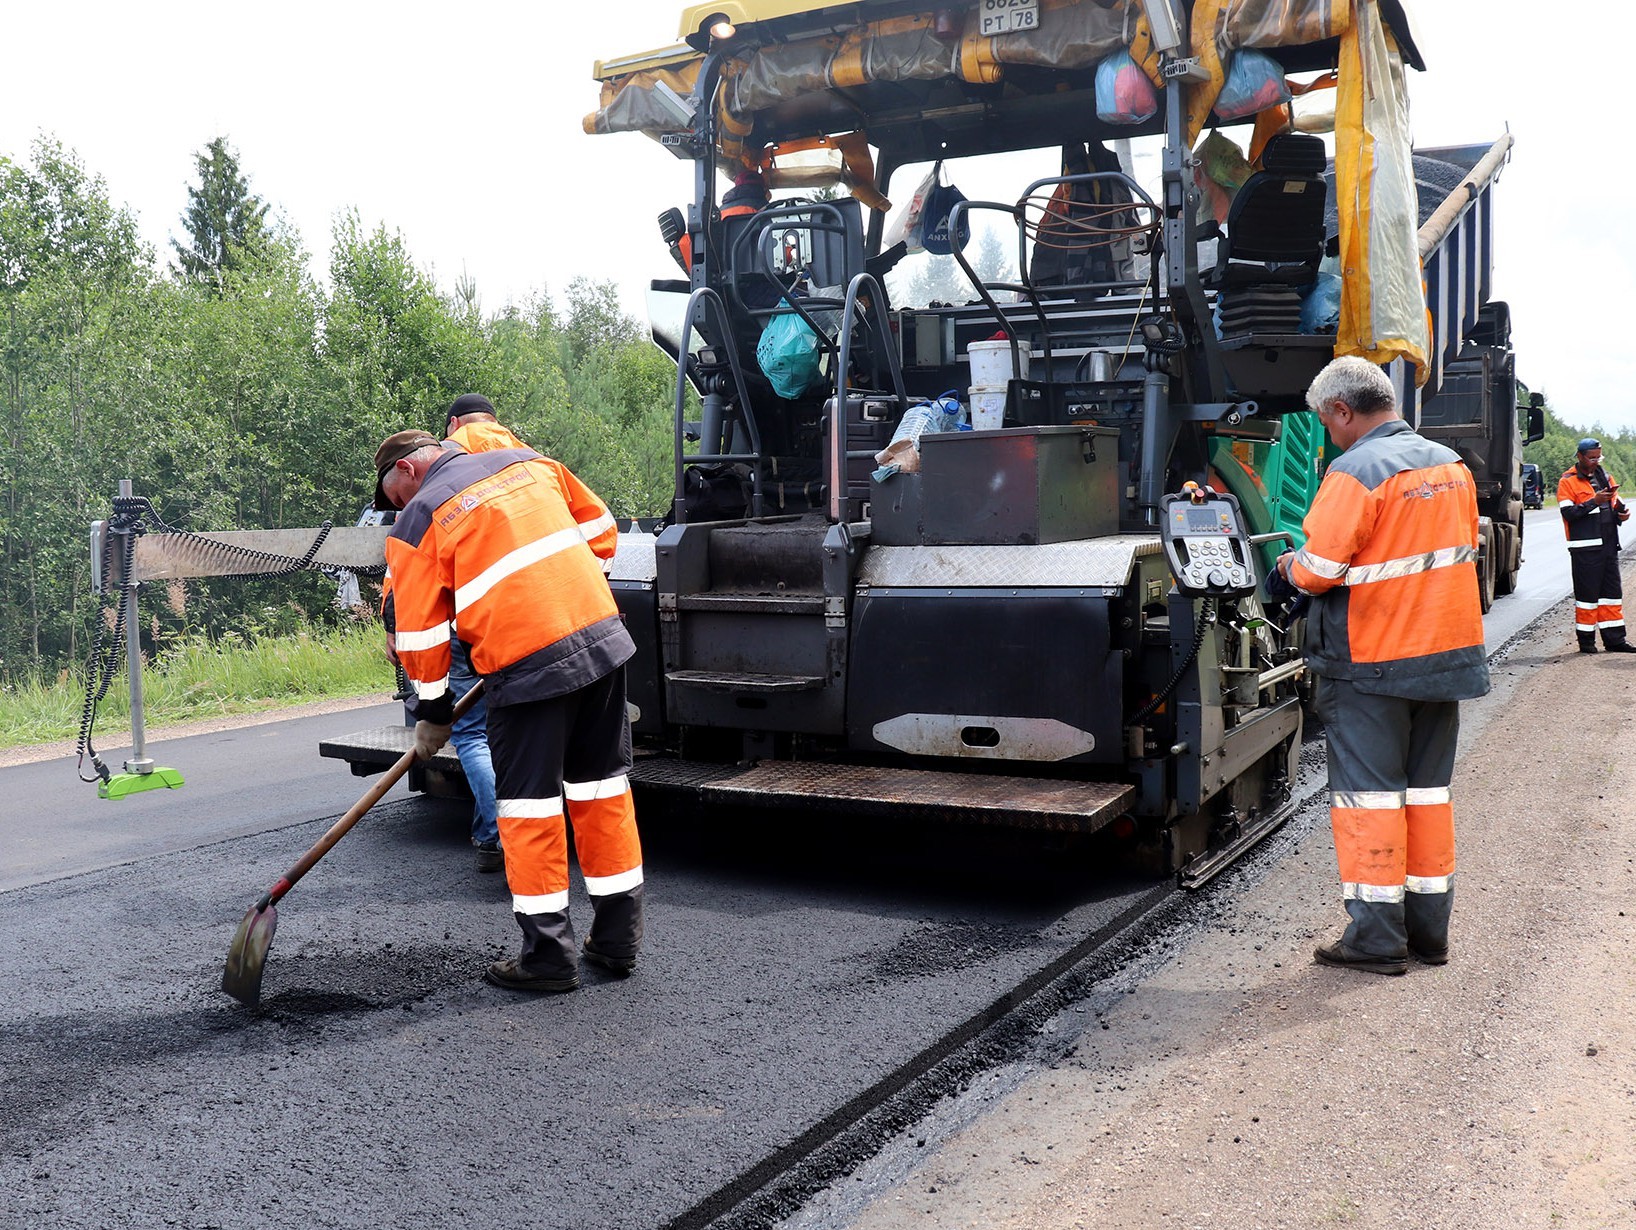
left=221, top=902, right=279, bottom=1007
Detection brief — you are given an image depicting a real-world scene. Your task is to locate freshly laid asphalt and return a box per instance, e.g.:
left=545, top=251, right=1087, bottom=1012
left=0, top=754, right=1154, bottom=1229
left=0, top=510, right=1572, bottom=1229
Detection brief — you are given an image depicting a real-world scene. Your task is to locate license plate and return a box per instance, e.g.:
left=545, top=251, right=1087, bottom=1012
left=979, top=0, right=1039, bottom=38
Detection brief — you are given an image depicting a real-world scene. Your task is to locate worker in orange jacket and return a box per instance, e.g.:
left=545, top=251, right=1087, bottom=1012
left=1276, top=356, right=1490, bottom=976
left=373, top=426, right=642, bottom=993
left=1558, top=437, right=1634, bottom=653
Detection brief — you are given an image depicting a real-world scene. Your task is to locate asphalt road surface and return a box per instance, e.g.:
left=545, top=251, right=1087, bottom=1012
left=0, top=520, right=1578, bottom=1230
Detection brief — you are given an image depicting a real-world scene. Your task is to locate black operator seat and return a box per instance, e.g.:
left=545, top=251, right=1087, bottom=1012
left=1211, top=132, right=1328, bottom=335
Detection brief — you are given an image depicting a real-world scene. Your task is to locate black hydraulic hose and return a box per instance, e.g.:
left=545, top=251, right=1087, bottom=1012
left=1130, top=596, right=1217, bottom=727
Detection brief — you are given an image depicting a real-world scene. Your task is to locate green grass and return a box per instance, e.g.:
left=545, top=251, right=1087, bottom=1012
left=0, top=622, right=396, bottom=750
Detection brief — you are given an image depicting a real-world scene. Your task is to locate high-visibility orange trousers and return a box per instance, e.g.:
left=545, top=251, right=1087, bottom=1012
left=1569, top=541, right=1626, bottom=649
left=486, top=666, right=643, bottom=977
left=1315, top=677, right=1458, bottom=959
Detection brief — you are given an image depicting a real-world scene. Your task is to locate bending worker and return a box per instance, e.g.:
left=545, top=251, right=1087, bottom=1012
left=372, top=426, right=643, bottom=993
left=1276, top=356, right=1490, bottom=976
left=438, top=393, right=535, bottom=871
left=1558, top=437, right=1634, bottom=653
left=377, top=393, right=532, bottom=874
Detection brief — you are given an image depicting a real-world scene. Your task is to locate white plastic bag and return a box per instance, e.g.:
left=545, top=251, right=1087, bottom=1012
left=883, top=165, right=938, bottom=254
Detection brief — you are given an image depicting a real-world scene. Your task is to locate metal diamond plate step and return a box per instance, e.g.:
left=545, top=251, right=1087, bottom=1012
left=318, top=725, right=463, bottom=774
left=627, top=759, right=1134, bottom=833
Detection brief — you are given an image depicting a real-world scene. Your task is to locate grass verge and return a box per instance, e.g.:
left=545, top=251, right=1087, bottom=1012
left=0, top=622, right=395, bottom=751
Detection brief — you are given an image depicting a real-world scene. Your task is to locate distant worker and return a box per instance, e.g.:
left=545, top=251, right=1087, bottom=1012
left=373, top=427, right=643, bottom=993
left=1557, top=438, right=1634, bottom=654
left=1276, top=356, right=1489, bottom=976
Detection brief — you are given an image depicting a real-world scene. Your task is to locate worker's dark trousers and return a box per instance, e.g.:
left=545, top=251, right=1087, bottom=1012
left=486, top=667, right=643, bottom=977
left=1569, top=542, right=1626, bottom=649
left=1315, top=677, right=1459, bottom=960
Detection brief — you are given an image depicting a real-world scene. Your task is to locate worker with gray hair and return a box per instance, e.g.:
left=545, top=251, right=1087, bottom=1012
left=1275, top=355, right=1489, bottom=975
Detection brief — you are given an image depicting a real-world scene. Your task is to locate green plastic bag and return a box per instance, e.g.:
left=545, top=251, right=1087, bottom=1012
left=756, top=310, right=823, bottom=399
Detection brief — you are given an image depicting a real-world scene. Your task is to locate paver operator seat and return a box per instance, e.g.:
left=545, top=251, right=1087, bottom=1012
left=1209, top=132, right=1328, bottom=336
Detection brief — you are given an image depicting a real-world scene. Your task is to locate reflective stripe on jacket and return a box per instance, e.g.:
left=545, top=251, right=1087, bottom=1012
left=1558, top=466, right=1627, bottom=550
left=1289, top=418, right=1488, bottom=700
left=388, top=447, right=631, bottom=724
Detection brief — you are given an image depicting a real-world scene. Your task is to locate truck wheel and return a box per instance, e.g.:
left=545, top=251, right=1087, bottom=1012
left=1477, top=523, right=1497, bottom=613
left=1495, top=521, right=1520, bottom=596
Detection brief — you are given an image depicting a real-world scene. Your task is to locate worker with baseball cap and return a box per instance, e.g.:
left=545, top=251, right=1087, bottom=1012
left=1558, top=438, right=1634, bottom=653
left=374, top=425, right=643, bottom=992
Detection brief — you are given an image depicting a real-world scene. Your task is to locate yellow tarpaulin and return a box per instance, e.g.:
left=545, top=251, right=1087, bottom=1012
left=1333, top=0, right=1429, bottom=383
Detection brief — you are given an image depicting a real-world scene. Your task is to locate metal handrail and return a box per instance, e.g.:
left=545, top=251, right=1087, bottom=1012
left=830, top=272, right=909, bottom=522
left=670, top=286, right=765, bottom=522
left=728, top=201, right=856, bottom=356
left=948, top=171, right=1161, bottom=383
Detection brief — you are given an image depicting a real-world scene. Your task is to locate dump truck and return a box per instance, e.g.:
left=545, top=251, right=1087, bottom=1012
left=304, top=0, right=1526, bottom=885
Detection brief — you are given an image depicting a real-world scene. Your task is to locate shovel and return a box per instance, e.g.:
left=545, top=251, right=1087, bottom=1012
left=222, top=681, right=483, bottom=1008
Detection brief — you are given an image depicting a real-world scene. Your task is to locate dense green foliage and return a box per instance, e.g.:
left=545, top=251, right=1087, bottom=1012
left=1522, top=396, right=1636, bottom=496
left=0, top=136, right=680, bottom=682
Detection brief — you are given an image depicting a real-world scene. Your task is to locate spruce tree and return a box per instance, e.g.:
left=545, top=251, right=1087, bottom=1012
left=172, top=136, right=268, bottom=288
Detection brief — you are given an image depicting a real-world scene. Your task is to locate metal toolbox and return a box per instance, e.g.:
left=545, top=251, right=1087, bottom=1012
left=876, top=425, right=1117, bottom=546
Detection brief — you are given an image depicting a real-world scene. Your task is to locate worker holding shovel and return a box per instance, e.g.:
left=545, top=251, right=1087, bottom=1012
left=374, top=426, right=644, bottom=993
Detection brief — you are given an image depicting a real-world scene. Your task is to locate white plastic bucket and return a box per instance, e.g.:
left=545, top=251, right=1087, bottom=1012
left=968, top=385, right=1007, bottom=432
left=967, top=338, right=1029, bottom=386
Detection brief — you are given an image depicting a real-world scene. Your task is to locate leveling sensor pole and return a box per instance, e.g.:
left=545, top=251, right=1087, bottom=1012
left=101, top=479, right=184, bottom=800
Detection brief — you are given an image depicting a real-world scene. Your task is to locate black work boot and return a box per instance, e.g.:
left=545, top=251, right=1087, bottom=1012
left=1603, top=639, right=1636, bottom=653
left=1314, top=941, right=1408, bottom=976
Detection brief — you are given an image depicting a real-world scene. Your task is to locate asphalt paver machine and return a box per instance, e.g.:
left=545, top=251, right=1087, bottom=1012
left=313, top=0, right=1521, bottom=886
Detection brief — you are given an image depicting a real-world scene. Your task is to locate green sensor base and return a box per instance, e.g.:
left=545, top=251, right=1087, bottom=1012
left=99, top=767, right=186, bottom=800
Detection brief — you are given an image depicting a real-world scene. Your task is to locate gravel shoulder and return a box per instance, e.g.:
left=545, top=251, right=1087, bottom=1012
left=838, top=587, right=1636, bottom=1229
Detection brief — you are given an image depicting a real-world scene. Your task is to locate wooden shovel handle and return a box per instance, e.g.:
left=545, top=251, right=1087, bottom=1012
left=258, top=681, right=484, bottom=909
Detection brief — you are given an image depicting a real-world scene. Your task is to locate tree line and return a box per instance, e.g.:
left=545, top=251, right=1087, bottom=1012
left=1522, top=400, right=1636, bottom=501
left=3, top=136, right=1628, bottom=684
left=1, top=136, right=678, bottom=679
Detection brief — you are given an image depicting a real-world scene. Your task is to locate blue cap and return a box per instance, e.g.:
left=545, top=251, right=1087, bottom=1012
left=1578, top=438, right=1601, bottom=453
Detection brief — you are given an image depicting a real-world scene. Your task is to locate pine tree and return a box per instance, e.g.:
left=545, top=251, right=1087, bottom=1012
left=172, top=137, right=268, bottom=288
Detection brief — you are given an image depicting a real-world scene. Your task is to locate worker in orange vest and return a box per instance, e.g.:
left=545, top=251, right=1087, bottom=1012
left=374, top=428, right=642, bottom=993
left=1557, top=437, right=1634, bottom=653
left=1277, top=356, right=1490, bottom=975
left=437, top=394, right=533, bottom=870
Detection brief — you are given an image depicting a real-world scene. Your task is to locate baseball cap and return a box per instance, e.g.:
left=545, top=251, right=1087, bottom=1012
left=1578, top=438, right=1601, bottom=453
left=373, top=430, right=439, bottom=510
left=444, top=393, right=496, bottom=433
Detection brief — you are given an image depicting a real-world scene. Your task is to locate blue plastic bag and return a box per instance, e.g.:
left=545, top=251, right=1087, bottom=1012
left=920, top=164, right=970, bottom=255
left=1095, top=51, right=1158, bottom=125
left=1213, top=50, right=1291, bottom=121
left=756, top=311, right=824, bottom=399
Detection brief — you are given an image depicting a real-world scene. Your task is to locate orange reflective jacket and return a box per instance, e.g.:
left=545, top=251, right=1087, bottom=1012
left=388, top=448, right=631, bottom=723
left=380, top=427, right=530, bottom=621
left=1557, top=466, right=1628, bottom=549
left=448, top=420, right=529, bottom=454
left=1289, top=419, right=1488, bottom=700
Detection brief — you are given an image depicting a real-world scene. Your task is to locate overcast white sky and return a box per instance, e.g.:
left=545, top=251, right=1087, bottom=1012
left=5, top=2, right=1632, bottom=432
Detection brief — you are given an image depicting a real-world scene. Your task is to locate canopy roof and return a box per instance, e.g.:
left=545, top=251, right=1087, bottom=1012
left=588, top=0, right=1423, bottom=163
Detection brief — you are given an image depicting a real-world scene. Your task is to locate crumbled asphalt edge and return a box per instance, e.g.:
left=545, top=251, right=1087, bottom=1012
left=680, top=577, right=1580, bottom=1230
